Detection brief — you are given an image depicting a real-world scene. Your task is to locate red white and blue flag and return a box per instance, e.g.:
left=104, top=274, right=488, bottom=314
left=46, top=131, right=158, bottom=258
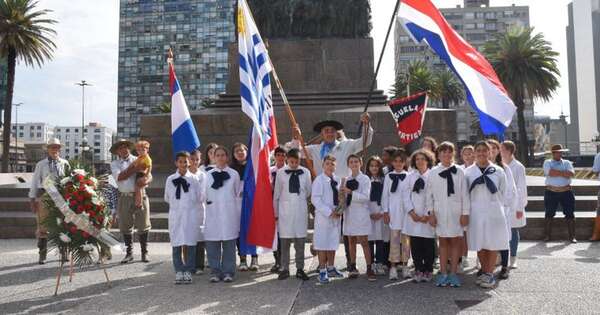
left=169, top=58, right=200, bottom=155
left=237, top=0, right=278, bottom=252
left=398, top=0, right=516, bottom=137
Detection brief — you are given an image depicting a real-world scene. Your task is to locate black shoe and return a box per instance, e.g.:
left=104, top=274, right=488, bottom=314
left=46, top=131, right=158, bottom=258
left=270, top=264, right=280, bottom=273
left=37, top=238, right=47, bottom=264
left=141, top=252, right=150, bottom=263
left=296, top=269, right=310, bottom=281
left=498, top=267, right=509, bottom=280
left=121, top=253, right=134, bottom=264
left=278, top=270, right=290, bottom=280
left=139, top=233, right=150, bottom=263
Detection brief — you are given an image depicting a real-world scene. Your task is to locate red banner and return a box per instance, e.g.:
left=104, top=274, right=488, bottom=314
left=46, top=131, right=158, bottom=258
left=388, top=92, right=428, bottom=145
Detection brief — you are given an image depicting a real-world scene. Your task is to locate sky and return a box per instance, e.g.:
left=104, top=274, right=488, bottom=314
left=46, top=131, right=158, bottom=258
left=13, top=0, right=571, bottom=131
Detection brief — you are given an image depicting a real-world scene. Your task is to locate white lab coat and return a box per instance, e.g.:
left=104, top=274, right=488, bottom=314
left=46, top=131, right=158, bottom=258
left=273, top=165, right=312, bottom=238
left=311, top=173, right=342, bottom=251
left=203, top=167, right=243, bottom=241
left=381, top=170, right=412, bottom=231
left=465, top=163, right=510, bottom=251
left=508, top=159, right=527, bottom=228
left=403, top=170, right=435, bottom=238
left=343, top=173, right=372, bottom=236
left=502, top=165, right=518, bottom=238
left=189, top=169, right=207, bottom=242
left=368, top=178, right=390, bottom=242
left=164, top=171, right=205, bottom=247
left=426, top=164, right=470, bottom=238
left=292, top=126, right=373, bottom=178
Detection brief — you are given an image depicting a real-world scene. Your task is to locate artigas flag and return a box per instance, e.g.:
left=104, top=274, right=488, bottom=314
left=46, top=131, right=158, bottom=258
left=388, top=92, right=428, bottom=145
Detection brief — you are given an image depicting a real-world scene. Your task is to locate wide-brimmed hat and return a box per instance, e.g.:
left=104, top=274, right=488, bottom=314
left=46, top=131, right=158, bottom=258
left=313, top=120, right=344, bottom=133
left=44, top=138, right=62, bottom=149
left=110, top=139, right=134, bottom=155
left=550, top=144, right=569, bottom=153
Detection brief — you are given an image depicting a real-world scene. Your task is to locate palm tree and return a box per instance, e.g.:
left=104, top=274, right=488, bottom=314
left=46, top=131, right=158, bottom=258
left=484, top=26, right=560, bottom=164
left=157, top=101, right=171, bottom=113
left=0, top=0, right=57, bottom=172
left=432, top=69, right=464, bottom=109
left=390, top=60, right=434, bottom=98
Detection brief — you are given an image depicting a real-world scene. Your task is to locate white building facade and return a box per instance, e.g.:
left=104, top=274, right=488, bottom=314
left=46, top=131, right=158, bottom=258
left=53, top=122, right=114, bottom=164
left=11, top=122, right=54, bottom=144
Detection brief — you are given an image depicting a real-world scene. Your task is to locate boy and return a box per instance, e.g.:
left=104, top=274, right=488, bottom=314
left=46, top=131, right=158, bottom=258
left=133, top=140, right=152, bottom=208
left=311, top=155, right=344, bottom=284
left=164, top=151, right=204, bottom=284
left=269, top=146, right=287, bottom=273
left=274, top=148, right=311, bottom=280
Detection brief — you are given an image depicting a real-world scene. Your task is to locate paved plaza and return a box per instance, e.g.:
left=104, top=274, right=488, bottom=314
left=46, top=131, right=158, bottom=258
left=0, top=239, right=599, bottom=314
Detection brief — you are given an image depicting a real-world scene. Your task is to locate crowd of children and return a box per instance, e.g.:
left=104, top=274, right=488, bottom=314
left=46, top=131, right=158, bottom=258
left=163, top=135, right=527, bottom=288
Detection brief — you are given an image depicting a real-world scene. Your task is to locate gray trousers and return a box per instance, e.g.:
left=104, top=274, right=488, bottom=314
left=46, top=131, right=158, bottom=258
left=280, top=238, right=306, bottom=272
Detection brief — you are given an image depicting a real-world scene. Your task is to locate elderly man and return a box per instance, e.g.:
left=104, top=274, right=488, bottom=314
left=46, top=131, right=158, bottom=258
left=543, top=144, right=576, bottom=243
left=110, top=139, right=152, bottom=263
left=29, top=138, right=70, bottom=264
left=292, top=112, right=373, bottom=178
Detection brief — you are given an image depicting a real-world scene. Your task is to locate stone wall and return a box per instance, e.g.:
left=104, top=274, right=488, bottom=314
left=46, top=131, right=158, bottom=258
left=139, top=106, right=456, bottom=173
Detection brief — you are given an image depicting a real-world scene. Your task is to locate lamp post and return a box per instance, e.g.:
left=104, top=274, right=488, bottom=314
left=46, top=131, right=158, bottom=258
left=80, top=136, right=90, bottom=172
left=12, top=103, right=23, bottom=172
left=76, top=80, right=92, bottom=165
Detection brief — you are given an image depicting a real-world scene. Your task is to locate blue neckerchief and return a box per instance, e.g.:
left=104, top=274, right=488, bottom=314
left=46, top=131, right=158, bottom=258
left=320, top=142, right=336, bottom=160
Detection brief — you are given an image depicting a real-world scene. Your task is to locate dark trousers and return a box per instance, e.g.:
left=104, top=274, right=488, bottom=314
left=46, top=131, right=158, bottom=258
left=410, top=236, right=435, bottom=273
left=368, top=240, right=387, bottom=264
left=544, top=190, right=575, bottom=219
left=195, top=241, right=205, bottom=270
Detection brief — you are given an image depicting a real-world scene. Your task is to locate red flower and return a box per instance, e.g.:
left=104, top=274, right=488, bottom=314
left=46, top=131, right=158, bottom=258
left=75, top=174, right=84, bottom=182
left=69, top=226, right=78, bottom=234
left=88, top=210, right=96, bottom=218
left=82, top=231, right=90, bottom=239
left=78, top=185, right=86, bottom=192
left=69, top=200, right=77, bottom=207
left=97, top=215, right=104, bottom=223
left=76, top=206, right=84, bottom=213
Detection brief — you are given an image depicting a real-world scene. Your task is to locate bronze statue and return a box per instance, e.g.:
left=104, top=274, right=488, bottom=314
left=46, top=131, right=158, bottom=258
left=246, top=0, right=371, bottom=39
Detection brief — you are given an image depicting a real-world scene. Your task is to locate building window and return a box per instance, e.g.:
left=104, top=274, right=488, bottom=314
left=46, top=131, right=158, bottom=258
left=36, top=132, right=41, bottom=137
left=465, top=12, right=475, bottom=19
left=465, top=23, right=476, bottom=30
left=37, top=126, right=41, bottom=130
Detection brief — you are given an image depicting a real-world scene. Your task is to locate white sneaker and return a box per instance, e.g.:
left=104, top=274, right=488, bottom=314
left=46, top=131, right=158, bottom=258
left=183, top=271, right=193, bottom=284
left=402, top=266, right=411, bottom=279
left=209, top=275, right=220, bottom=283
left=195, top=268, right=204, bottom=275
left=174, top=272, right=184, bottom=284
left=223, top=275, right=234, bottom=282
left=479, top=273, right=496, bottom=288
left=475, top=273, right=486, bottom=285
left=509, top=256, right=517, bottom=269
left=375, top=263, right=386, bottom=276
left=389, top=267, right=398, bottom=280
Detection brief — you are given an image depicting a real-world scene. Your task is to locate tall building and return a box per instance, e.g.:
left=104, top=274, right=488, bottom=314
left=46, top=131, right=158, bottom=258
left=53, top=122, right=114, bottom=164
left=566, top=0, right=600, bottom=156
left=395, top=0, right=531, bottom=145
left=11, top=122, right=54, bottom=144
left=117, top=0, right=236, bottom=139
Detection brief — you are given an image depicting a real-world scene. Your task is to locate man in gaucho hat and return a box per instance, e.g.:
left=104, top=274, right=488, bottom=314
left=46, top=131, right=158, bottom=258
left=291, top=112, right=373, bottom=178
left=110, top=139, right=152, bottom=263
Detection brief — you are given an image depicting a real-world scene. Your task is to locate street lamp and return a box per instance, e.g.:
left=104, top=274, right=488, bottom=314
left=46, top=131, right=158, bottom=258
left=76, top=80, right=92, bottom=164
left=80, top=136, right=90, bottom=171
left=12, top=102, right=23, bottom=172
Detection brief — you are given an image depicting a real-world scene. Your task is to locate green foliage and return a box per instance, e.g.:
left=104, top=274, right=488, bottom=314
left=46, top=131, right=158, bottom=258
left=157, top=102, right=171, bottom=113
left=432, top=69, right=464, bottom=109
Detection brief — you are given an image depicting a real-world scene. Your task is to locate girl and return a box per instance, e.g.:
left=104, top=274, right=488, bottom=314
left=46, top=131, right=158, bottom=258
left=189, top=149, right=207, bottom=275
left=501, top=141, right=527, bottom=269
left=230, top=142, right=259, bottom=271
left=422, top=136, right=438, bottom=163
left=465, top=141, right=510, bottom=289
left=366, top=156, right=389, bottom=276
left=487, top=139, right=517, bottom=280
left=458, top=145, right=475, bottom=270
left=342, top=155, right=375, bottom=281
left=311, top=155, right=344, bottom=284
left=404, top=150, right=436, bottom=283
left=426, top=142, right=469, bottom=287
left=382, top=150, right=411, bottom=281
left=203, top=146, right=242, bottom=283
left=202, top=142, right=218, bottom=172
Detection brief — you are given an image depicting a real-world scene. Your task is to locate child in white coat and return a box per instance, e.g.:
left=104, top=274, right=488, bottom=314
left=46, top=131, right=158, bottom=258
left=204, top=146, right=243, bottom=283
left=273, top=148, right=311, bottom=281
left=189, top=149, right=207, bottom=275
left=366, top=156, right=389, bottom=276
left=404, top=150, right=436, bottom=283
left=382, top=150, right=411, bottom=281
left=269, top=146, right=288, bottom=273
left=343, top=155, right=375, bottom=281
left=311, top=155, right=343, bottom=284
left=465, top=141, right=510, bottom=289
left=164, top=152, right=205, bottom=284
left=426, top=142, right=470, bottom=287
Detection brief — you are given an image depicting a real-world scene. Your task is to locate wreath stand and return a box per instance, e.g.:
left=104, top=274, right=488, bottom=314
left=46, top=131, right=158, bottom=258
left=53, top=249, right=112, bottom=296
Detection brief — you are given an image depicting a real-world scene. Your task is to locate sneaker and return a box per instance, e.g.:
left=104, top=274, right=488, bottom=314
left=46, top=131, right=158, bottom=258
left=479, top=273, right=496, bottom=288
left=318, top=269, right=329, bottom=284
left=270, top=264, right=280, bottom=273
left=278, top=270, right=290, bottom=280
left=498, top=267, right=510, bottom=280
left=412, top=271, right=423, bottom=283
left=367, top=267, right=377, bottom=281
left=174, top=272, right=184, bottom=284
left=296, top=269, right=310, bottom=281
left=375, top=263, right=386, bottom=276
left=475, top=273, right=486, bottom=285
left=422, top=272, right=433, bottom=282
left=183, top=271, right=193, bottom=284
left=239, top=261, right=249, bottom=272
left=402, top=266, right=411, bottom=279
left=447, top=273, right=461, bottom=287
left=195, top=268, right=204, bottom=275
left=209, top=275, right=220, bottom=283
left=389, top=267, right=398, bottom=280
left=476, top=269, right=484, bottom=277
left=509, top=256, right=518, bottom=269
left=249, top=257, right=259, bottom=271
left=435, top=273, right=448, bottom=287
left=223, top=274, right=234, bottom=283
left=327, top=267, right=344, bottom=278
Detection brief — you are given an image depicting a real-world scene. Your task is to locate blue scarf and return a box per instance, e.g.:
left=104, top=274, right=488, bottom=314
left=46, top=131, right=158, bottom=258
left=320, top=142, right=336, bottom=160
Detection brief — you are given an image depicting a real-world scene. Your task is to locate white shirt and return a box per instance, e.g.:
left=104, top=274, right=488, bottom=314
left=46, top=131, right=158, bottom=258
left=426, top=164, right=470, bottom=238
left=164, top=171, right=205, bottom=247
left=508, top=159, right=528, bottom=228
left=403, top=170, right=435, bottom=238
left=203, top=167, right=243, bottom=241
left=381, top=170, right=412, bottom=230
left=29, top=157, right=70, bottom=199
left=311, top=173, right=342, bottom=250
left=110, top=154, right=137, bottom=193
left=273, top=165, right=312, bottom=238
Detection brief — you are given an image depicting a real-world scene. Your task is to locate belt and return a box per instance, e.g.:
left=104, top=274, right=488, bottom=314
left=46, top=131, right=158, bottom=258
left=119, top=192, right=134, bottom=197
left=546, top=185, right=571, bottom=193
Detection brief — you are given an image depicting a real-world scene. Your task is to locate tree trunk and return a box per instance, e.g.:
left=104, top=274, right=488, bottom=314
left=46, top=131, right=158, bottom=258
left=516, top=100, right=529, bottom=166
left=1, top=49, right=16, bottom=173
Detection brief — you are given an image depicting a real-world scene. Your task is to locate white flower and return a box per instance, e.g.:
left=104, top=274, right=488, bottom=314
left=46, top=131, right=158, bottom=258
left=56, top=217, right=62, bottom=226
left=72, top=169, right=86, bottom=176
left=60, top=177, right=72, bottom=185
left=90, top=177, right=98, bottom=185
left=59, top=233, right=71, bottom=243
left=81, top=243, right=94, bottom=252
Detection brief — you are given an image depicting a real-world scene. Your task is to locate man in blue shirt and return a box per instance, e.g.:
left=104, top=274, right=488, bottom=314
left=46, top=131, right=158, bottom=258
left=591, top=152, right=600, bottom=241
left=543, top=144, right=576, bottom=243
